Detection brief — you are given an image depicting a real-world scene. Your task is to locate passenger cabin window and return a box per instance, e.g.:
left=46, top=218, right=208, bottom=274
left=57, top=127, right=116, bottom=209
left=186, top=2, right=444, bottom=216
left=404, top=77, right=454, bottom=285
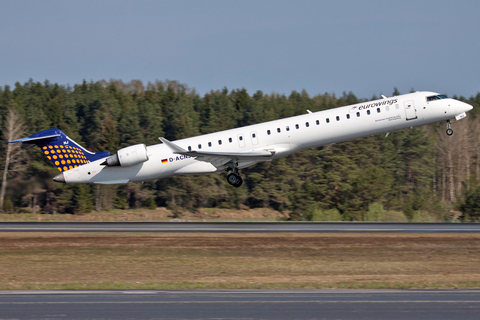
left=377, top=108, right=381, bottom=113
left=336, top=116, right=340, bottom=121
left=295, top=124, right=299, bottom=129
left=239, top=136, right=243, bottom=141
left=305, top=122, right=309, bottom=127
left=286, top=126, right=290, bottom=131
left=277, top=128, right=281, bottom=133
left=346, top=114, right=350, bottom=119
left=267, top=130, right=271, bottom=135
left=208, top=142, right=212, bottom=147
left=356, top=112, right=360, bottom=117
left=427, top=94, right=448, bottom=101
left=326, top=118, right=330, bottom=123
left=229, top=137, right=232, bottom=143
left=218, top=140, right=222, bottom=145
left=188, top=146, right=192, bottom=151
left=252, top=133, right=256, bottom=138
left=198, top=144, right=202, bottom=149
left=316, top=120, right=319, bottom=125
left=367, top=110, right=371, bottom=115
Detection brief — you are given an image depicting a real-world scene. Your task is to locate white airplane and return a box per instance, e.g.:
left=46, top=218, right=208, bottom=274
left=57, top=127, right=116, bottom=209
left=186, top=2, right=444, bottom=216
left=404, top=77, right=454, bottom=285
left=9, top=91, right=473, bottom=187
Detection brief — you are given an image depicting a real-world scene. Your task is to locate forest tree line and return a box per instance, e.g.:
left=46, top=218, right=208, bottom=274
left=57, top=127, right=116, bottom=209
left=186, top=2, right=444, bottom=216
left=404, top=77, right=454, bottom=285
left=1, top=79, right=480, bottom=221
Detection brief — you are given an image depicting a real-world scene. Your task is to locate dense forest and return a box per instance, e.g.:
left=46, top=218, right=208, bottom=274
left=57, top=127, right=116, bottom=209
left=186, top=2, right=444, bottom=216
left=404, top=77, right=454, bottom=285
left=1, top=79, right=480, bottom=221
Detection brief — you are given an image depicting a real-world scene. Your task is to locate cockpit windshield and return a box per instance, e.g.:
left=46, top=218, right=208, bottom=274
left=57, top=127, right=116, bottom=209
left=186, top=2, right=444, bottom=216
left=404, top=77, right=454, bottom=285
left=427, top=94, right=448, bottom=101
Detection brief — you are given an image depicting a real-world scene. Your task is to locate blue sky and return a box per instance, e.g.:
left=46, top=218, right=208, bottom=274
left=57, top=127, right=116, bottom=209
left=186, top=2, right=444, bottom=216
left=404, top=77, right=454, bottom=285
left=1, top=0, right=479, bottom=99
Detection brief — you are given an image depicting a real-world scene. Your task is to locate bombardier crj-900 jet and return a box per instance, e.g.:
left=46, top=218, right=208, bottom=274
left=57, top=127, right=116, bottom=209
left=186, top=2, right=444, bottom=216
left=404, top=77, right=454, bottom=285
left=9, top=91, right=474, bottom=187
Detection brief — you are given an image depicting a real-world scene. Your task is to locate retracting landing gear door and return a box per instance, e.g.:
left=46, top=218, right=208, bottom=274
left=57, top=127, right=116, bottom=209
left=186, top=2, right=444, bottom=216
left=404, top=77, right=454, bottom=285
left=404, top=100, right=417, bottom=120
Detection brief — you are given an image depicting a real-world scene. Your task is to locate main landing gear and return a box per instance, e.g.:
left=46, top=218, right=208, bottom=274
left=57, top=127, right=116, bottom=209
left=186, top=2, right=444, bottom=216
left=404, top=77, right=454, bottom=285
left=226, top=163, right=243, bottom=187
left=446, top=120, right=453, bottom=136
left=227, top=172, right=243, bottom=187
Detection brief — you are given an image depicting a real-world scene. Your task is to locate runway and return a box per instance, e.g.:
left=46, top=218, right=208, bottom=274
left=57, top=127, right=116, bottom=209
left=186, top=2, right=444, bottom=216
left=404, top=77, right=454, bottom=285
left=0, top=221, right=479, bottom=233
left=1, top=289, right=479, bottom=319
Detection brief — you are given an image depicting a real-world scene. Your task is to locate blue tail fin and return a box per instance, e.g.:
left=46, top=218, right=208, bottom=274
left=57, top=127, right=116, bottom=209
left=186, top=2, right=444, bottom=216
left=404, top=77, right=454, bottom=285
left=9, top=128, right=110, bottom=172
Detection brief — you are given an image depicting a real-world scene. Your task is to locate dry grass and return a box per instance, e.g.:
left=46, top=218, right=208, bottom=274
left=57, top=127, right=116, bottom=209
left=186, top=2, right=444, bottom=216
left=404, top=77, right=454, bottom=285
left=1, top=233, right=479, bottom=289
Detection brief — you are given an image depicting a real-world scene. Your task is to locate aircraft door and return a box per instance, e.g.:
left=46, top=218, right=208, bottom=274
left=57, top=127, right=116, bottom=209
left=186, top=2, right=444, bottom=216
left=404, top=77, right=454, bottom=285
left=237, top=133, right=246, bottom=148
left=404, top=100, right=417, bottom=120
left=250, top=131, right=258, bottom=145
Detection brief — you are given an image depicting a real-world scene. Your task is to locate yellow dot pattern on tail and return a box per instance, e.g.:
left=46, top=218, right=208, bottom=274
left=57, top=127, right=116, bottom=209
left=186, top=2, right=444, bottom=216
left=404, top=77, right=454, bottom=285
left=41, top=144, right=90, bottom=172
left=8, top=128, right=111, bottom=174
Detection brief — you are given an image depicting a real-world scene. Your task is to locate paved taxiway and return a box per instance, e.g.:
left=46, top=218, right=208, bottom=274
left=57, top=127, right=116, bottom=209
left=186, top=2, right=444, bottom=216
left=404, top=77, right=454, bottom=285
left=0, top=222, right=479, bottom=233
left=1, top=290, right=479, bottom=319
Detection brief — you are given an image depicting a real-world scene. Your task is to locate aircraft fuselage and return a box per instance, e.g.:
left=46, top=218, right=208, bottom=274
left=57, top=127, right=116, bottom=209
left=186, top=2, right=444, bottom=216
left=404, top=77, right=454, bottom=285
left=21, top=91, right=475, bottom=186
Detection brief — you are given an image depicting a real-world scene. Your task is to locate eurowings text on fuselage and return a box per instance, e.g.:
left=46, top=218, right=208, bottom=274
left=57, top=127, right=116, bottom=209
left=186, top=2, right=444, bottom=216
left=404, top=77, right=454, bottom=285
left=9, top=91, right=474, bottom=187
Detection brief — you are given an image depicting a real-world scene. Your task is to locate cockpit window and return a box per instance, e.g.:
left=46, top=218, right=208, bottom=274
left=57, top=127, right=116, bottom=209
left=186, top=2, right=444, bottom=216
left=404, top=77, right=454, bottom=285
left=427, top=94, right=448, bottom=101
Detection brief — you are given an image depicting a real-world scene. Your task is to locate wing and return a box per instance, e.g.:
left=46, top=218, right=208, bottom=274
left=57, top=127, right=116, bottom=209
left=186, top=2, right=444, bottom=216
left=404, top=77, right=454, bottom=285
left=159, top=137, right=275, bottom=168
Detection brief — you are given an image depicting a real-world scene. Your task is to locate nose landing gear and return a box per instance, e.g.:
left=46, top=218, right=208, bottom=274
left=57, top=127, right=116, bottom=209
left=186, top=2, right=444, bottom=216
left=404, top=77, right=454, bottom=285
left=226, top=162, right=243, bottom=187
left=446, top=120, right=453, bottom=136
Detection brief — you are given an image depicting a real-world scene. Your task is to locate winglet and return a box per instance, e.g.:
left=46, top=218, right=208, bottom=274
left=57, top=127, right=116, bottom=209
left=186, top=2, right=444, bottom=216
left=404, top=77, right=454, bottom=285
left=158, top=137, right=187, bottom=154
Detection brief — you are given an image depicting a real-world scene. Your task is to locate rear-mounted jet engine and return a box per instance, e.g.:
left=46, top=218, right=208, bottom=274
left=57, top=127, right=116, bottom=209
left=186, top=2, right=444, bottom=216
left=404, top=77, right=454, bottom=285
left=102, top=144, right=149, bottom=167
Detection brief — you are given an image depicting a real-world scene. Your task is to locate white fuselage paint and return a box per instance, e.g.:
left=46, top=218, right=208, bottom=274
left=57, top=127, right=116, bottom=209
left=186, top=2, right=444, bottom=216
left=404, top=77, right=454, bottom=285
left=62, top=91, right=473, bottom=184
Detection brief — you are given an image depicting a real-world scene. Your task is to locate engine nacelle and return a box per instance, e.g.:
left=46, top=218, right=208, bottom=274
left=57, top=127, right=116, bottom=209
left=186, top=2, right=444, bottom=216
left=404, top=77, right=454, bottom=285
left=104, top=144, right=149, bottom=167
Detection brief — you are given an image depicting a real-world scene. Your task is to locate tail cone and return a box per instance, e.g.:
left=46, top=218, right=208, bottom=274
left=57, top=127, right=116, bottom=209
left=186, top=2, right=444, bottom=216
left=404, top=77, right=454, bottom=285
left=53, top=172, right=65, bottom=183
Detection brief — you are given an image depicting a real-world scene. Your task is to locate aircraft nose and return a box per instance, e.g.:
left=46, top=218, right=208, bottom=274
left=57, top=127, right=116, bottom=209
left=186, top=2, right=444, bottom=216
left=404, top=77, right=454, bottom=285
left=465, top=103, right=474, bottom=112
left=53, top=172, right=65, bottom=183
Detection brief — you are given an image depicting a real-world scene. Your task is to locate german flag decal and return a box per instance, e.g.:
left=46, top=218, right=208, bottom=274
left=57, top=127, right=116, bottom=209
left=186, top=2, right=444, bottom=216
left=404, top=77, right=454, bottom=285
left=161, top=159, right=168, bottom=164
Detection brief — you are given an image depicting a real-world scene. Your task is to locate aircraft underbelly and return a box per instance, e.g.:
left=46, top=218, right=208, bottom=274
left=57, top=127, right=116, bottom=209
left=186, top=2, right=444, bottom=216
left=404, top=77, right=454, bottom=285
left=64, top=156, right=168, bottom=184
left=173, top=161, right=218, bottom=175
left=269, top=143, right=299, bottom=159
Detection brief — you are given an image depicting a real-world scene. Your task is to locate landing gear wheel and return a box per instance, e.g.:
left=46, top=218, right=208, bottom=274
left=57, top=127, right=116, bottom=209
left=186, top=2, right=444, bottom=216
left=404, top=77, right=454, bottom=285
left=227, top=173, right=239, bottom=185
left=233, top=176, right=243, bottom=187
left=446, top=120, right=453, bottom=136
left=227, top=173, right=243, bottom=187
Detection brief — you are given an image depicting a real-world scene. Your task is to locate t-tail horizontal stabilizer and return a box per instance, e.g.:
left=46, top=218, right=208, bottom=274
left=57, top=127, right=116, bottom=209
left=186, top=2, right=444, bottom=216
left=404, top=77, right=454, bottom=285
left=9, top=128, right=110, bottom=172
